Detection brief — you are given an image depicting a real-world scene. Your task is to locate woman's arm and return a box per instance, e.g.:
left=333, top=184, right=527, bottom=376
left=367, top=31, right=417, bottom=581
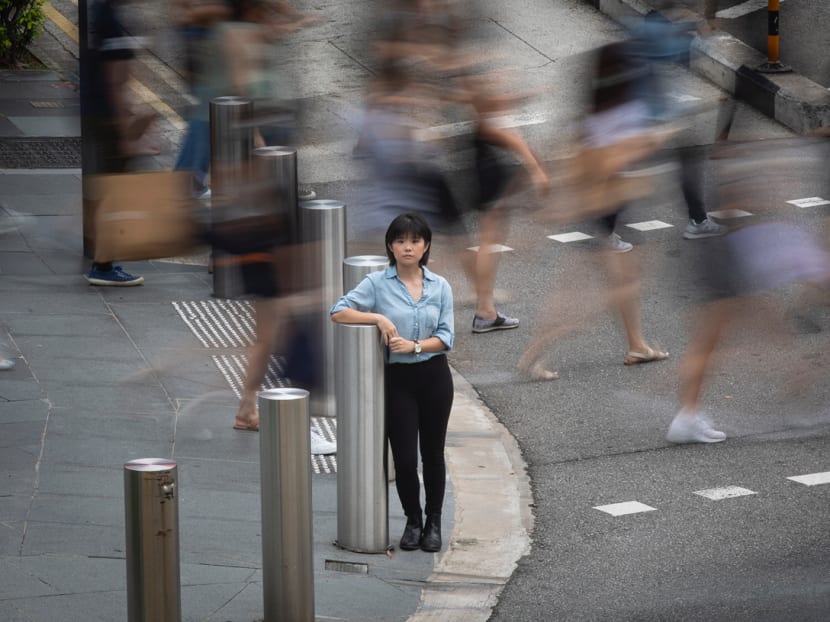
left=331, top=308, right=399, bottom=345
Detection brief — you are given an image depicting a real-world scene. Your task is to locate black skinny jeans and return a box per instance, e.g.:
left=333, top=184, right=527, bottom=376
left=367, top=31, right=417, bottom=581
left=386, top=354, right=454, bottom=519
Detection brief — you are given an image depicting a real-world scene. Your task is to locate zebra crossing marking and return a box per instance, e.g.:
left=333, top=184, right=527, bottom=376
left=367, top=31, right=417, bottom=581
left=593, top=501, right=656, bottom=517
left=693, top=486, right=756, bottom=500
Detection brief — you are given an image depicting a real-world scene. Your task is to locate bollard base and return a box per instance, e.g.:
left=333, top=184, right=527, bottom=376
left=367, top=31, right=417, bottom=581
left=334, top=540, right=391, bottom=555
left=757, top=61, right=792, bottom=74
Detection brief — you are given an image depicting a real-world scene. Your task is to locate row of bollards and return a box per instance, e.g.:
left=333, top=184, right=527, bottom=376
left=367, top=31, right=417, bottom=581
left=123, top=98, right=392, bottom=621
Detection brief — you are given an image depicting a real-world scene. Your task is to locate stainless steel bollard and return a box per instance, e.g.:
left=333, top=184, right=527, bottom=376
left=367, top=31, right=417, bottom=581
left=259, top=388, right=314, bottom=622
left=342, top=255, right=396, bottom=483
left=210, top=96, right=254, bottom=299
left=252, top=146, right=298, bottom=242
left=334, top=323, right=388, bottom=552
left=342, top=255, right=388, bottom=292
left=124, top=458, right=181, bottom=622
left=299, top=200, right=346, bottom=417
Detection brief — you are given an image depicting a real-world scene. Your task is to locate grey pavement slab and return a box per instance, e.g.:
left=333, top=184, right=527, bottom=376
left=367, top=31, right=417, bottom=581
left=36, top=464, right=123, bottom=498
left=6, top=116, right=80, bottom=137
left=0, top=193, right=81, bottom=216
left=0, top=171, right=81, bottom=194
left=46, top=407, right=175, bottom=443
left=0, top=252, right=54, bottom=277
left=20, top=521, right=124, bottom=558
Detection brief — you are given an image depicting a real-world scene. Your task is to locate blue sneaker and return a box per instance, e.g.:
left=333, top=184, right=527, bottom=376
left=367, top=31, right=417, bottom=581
left=85, top=266, right=144, bottom=286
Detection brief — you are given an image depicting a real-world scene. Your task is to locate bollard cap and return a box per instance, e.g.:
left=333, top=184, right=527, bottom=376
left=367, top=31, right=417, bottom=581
left=258, top=387, right=310, bottom=401
left=299, top=199, right=344, bottom=210
left=253, top=146, right=296, bottom=158
left=124, top=458, right=176, bottom=472
left=344, top=255, right=388, bottom=268
left=210, top=96, right=251, bottom=106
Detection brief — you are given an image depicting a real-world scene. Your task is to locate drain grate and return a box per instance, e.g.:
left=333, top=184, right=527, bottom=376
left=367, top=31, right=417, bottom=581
left=0, top=137, right=81, bottom=168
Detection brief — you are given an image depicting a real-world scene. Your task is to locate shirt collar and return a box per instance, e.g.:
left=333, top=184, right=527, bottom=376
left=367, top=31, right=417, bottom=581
left=384, top=265, right=437, bottom=281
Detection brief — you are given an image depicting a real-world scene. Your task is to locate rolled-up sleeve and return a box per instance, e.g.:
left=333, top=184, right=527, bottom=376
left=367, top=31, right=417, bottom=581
left=432, top=279, right=454, bottom=350
left=330, top=274, right=377, bottom=315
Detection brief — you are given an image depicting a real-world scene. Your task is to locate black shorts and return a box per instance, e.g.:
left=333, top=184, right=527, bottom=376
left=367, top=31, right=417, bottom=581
left=240, top=255, right=280, bottom=299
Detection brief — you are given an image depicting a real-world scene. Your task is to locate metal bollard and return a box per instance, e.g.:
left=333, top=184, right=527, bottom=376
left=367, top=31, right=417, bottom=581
left=334, top=323, right=388, bottom=552
left=758, top=0, right=791, bottom=73
left=210, top=96, right=254, bottom=299
left=299, top=200, right=346, bottom=417
left=259, top=388, right=314, bottom=622
left=252, top=146, right=298, bottom=242
left=342, top=255, right=395, bottom=483
left=124, top=458, right=181, bottom=622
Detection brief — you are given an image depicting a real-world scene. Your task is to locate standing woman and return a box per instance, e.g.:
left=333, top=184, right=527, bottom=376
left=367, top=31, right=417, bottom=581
left=330, top=213, right=455, bottom=552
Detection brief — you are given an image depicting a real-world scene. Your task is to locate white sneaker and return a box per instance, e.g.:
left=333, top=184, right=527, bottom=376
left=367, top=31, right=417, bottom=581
left=310, top=426, right=336, bottom=454
left=606, top=233, right=633, bottom=253
left=666, top=411, right=726, bottom=444
left=0, top=358, right=15, bottom=370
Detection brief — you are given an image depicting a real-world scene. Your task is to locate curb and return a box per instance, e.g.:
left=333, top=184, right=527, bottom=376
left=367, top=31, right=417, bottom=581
left=408, top=369, right=534, bottom=622
left=594, top=0, right=830, bottom=134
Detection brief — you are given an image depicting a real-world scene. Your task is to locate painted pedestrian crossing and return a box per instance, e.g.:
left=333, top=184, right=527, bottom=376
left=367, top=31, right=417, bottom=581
left=594, top=472, right=829, bottom=517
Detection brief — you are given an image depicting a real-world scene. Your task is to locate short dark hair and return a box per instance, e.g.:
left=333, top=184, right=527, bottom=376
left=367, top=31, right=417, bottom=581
left=384, top=213, right=432, bottom=266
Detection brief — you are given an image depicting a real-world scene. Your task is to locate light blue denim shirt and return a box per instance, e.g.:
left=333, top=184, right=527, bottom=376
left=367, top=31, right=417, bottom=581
left=330, top=265, right=454, bottom=364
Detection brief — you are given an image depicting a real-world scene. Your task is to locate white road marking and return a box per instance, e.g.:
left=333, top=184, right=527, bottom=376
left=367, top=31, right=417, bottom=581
left=414, top=112, right=547, bottom=142
left=716, top=0, right=787, bottom=20
left=467, top=244, right=514, bottom=253
left=787, top=472, right=830, bottom=486
left=626, top=220, right=673, bottom=232
left=709, top=208, right=753, bottom=219
left=593, top=501, right=656, bottom=517
left=548, top=232, right=593, bottom=243
left=786, top=197, right=830, bottom=209
left=667, top=93, right=702, bottom=103
left=694, top=486, right=756, bottom=500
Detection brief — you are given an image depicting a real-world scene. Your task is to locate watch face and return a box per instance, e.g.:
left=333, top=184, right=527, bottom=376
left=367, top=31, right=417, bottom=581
left=415, top=342, right=421, bottom=353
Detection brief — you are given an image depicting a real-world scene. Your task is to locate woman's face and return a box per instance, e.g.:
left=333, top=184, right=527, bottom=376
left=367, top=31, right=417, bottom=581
left=388, top=232, right=429, bottom=268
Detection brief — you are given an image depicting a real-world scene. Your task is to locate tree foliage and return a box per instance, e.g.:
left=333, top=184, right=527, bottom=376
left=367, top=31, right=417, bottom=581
left=0, top=0, right=46, bottom=66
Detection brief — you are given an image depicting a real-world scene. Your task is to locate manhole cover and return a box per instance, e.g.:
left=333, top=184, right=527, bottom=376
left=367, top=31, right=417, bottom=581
left=0, top=137, right=81, bottom=168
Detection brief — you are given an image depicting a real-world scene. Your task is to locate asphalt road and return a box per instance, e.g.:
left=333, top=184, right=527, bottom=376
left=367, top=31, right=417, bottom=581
left=40, top=0, right=830, bottom=619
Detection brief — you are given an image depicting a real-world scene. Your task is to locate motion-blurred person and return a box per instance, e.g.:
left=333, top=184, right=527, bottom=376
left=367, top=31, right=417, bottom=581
left=82, top=0, right=151, bottom=285
left=331, top=213, right=454, bottom=553
left=209, top=156, right=335, bottom=454
left=625, top=8, right=726, bottom=240
left=173, top=0, right=232, bottom=199
left=519, top=42, right=672, bottom=380
left=353, top=60, right=463, bottom=241
left=667, top=141, right=830, bottom=444
left=458, top=74, right=550, bottom=334
left=224, top=0, right=318, bottom=199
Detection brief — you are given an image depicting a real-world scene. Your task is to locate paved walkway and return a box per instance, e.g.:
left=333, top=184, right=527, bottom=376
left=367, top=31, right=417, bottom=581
left=0, top=72, right=531, bottom=621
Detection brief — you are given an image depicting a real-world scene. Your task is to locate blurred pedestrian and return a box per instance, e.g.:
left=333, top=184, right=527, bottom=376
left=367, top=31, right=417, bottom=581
left=331, top=213, right=455, bottom=553
left=519, top=42, right=671, bottom=380
left=82, top=0, right=148, bottom=286
left=667, top=140, right=830, bottom=444
left=626, top=8, right=726, bottom=240
left=173, top=0, right=232, bottom=198
left=457, top=74, right=550, bottom=334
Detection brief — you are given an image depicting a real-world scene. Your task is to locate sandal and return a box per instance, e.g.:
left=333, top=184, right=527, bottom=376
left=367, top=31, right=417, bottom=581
left=518, top=362, right=559, bottom=381
left=624, top=347, right=669, bottom=366
left=233, top=416, right=259, bottom=431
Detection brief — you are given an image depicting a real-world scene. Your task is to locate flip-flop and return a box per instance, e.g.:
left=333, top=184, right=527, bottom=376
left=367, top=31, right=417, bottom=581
left=233, top=417, right=259, bottom=431
left=624, top=347, right=669, bottom=366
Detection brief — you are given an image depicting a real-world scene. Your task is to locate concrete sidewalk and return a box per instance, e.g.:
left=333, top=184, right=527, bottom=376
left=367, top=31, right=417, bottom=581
left=0, top=72, right=532, bottom=621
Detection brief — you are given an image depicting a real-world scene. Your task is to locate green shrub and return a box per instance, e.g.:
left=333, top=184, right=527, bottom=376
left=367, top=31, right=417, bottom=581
left=0, top=0, right=46, bottom=66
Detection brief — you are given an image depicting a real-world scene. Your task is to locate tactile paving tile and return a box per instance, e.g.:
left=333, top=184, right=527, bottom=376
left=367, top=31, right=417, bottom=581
left=174, top=300, right=337, bottom=474
left=0, top=137, right=81, bottom=168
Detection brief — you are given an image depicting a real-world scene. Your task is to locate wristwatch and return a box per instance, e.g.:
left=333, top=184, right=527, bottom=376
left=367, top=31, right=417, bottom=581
left=413, top=340, right=422, bottom=354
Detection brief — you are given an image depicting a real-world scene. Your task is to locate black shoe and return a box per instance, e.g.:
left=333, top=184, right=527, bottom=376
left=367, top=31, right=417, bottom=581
left=399, top=515, right=423, bottom=551
left=420, top=514, right=441, bottom=552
